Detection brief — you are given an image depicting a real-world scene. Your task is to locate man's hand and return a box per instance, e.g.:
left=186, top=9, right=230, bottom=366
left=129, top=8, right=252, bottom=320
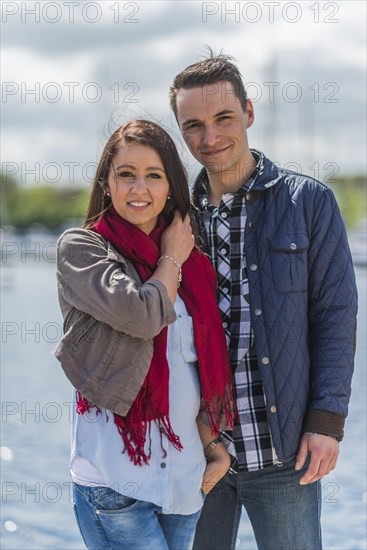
left=295, top=433, right=339, bottom=485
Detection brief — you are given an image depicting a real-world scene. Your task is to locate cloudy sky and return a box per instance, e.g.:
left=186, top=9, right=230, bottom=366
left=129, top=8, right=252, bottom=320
left=1, top=0, right=366, bottom=187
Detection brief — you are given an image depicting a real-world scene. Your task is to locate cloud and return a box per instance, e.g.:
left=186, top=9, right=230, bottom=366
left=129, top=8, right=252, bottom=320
left=1, top=0, right=366, bottom=184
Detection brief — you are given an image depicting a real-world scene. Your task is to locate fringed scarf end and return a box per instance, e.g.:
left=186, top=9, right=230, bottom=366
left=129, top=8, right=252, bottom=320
left=203, top=384, right=238, bottom=434
left=114, top=416, right=152, bottom=466
left=76, top=391, right=102, bottom=416
left=157, top=416, right=183, bottom=453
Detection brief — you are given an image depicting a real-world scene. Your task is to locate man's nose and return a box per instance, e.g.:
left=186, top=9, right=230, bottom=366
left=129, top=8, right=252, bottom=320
left=202, top=125, right=220, bottom=147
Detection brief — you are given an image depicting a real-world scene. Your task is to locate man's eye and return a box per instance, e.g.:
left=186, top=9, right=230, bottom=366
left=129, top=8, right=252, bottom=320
left=218, top=116, right=230, bottom=122
left=184, top=122, right=199, bottom=131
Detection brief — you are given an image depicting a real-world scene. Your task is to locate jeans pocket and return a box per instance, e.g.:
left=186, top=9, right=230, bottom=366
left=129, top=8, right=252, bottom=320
left=93, top=486, right=140, bottom=513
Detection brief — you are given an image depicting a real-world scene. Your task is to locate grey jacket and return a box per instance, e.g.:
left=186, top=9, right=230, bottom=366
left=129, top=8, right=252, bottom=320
left=53, top=228, right=177, bottom=417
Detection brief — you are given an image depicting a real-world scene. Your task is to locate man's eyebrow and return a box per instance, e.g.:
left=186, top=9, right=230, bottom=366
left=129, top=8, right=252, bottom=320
left=215, top=109, right=236, bottom=117
left=182, top=109, right=236, bottom=127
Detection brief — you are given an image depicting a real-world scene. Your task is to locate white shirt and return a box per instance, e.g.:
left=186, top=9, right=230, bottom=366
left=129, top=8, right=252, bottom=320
left=70, top=295, right=206, bottom=515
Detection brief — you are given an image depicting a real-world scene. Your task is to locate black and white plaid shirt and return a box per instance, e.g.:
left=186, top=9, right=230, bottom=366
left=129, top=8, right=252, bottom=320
left=196, top=151, right=277, bottom=472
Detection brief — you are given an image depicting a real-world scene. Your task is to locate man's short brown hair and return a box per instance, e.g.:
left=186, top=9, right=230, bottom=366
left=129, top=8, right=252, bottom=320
left=169, top=49, right=248, bottom=118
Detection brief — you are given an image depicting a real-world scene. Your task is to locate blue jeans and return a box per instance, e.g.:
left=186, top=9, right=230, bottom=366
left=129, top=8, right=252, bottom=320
left=72, top=483, right=202, bottom=550
left=193, top=459, right=322, bottom=550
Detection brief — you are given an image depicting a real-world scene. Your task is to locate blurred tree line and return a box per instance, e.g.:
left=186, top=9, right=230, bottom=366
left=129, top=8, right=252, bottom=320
left=1, top=174, right=89, bottom=231
left=327, top=175, right=366, bottom=229
left=0, top=172, right=366, bottom=231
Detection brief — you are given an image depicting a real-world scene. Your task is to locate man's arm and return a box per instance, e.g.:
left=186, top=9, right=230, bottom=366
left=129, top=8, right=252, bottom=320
left=297, top=185, right=357, bottom=483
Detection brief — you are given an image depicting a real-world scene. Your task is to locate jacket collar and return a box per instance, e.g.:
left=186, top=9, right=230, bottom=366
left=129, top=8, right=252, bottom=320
left=192, top=149, right=282, bottom=209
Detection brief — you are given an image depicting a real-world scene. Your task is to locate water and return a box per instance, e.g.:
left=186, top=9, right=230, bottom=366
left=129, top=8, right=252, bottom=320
left=1, top=249, right=366, bottom=549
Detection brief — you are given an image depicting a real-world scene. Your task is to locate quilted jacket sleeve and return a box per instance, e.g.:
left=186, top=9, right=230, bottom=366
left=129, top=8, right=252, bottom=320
left=304, top=186, right=358, bottom=439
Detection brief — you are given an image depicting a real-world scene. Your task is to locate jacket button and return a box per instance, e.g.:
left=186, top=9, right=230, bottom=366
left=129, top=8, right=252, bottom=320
left=248, top=220, right=254, bottom=229
left=249, top=264, right=258, bottom=271
left=245, top=193, right=252, bottom=201
left=261, top=356, right=270, bottom=365
left=113, top=273, right=124, bottom=280
left=254, top=308, right=262, bottom=316
left=270, top=406, right=277, bottom=413
left=290, top=242, right=297, bottom=250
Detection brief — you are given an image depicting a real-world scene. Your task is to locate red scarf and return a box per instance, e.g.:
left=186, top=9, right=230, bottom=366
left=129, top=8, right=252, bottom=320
left=77, top=206, right=235, bottom=465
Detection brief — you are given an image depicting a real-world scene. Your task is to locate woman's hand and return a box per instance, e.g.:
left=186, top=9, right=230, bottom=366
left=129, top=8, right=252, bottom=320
left=201, top=443, right=231, bottom=495
left=152, top=212, right=194, bottom=303
left=197, top=419, right=231, bottom=495
left=160, top=211, right=194, bottom=266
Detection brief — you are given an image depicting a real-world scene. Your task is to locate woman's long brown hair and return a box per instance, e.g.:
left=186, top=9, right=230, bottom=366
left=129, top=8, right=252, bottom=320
left=83, top=120, right=191, bottom=228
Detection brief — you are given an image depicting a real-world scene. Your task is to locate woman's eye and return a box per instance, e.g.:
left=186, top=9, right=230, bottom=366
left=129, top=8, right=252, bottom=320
left=148, top=173, right=162, bottom=179
left=118, top=171, right=134, bottom=178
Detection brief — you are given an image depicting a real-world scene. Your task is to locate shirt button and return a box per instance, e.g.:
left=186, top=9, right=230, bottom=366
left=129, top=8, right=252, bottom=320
left=221, top=212, right=228, bottom=218
left=290, top=242, right=297, bottom=250
left=160, top=462, right=166, bottom=469
left=223, top=322, right=228, bottom=328
left=270, top=406, right=277, bottom=413
left=254, top=308, right=262, bottom=316
left=249, top=264, right=258, bottom=271
left=261, top=356, right=270, bottom=365
left=223, top=288, right=229, bottom=294
left=220, top=248, right=227, bottom=255
left=113, top=273, right=124, bottom=280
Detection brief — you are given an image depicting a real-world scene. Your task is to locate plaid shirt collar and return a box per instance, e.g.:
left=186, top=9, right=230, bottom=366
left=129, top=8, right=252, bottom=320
left=195, top=149, right=264, bottom=211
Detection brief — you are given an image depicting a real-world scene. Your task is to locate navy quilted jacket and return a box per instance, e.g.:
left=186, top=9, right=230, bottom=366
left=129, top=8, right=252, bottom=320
left=193, top=152, right=358, bottom=462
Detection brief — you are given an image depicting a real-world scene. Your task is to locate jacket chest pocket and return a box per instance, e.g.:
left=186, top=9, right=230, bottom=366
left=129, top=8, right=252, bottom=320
left=269, top=232, right=309, bottom=293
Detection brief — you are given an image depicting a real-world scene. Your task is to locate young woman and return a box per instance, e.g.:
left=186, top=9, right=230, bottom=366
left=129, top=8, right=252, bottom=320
left=53, top=120, right=235, bottom=550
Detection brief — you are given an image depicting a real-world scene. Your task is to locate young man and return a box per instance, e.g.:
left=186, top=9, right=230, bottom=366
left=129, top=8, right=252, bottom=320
left=169, top=53, right=358, bottom=550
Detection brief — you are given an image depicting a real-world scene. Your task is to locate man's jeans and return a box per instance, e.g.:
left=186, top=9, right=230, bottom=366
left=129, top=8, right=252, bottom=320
left=193, top=459, right=322, bottom=550
left=72, top=483, right=202, bottom=550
